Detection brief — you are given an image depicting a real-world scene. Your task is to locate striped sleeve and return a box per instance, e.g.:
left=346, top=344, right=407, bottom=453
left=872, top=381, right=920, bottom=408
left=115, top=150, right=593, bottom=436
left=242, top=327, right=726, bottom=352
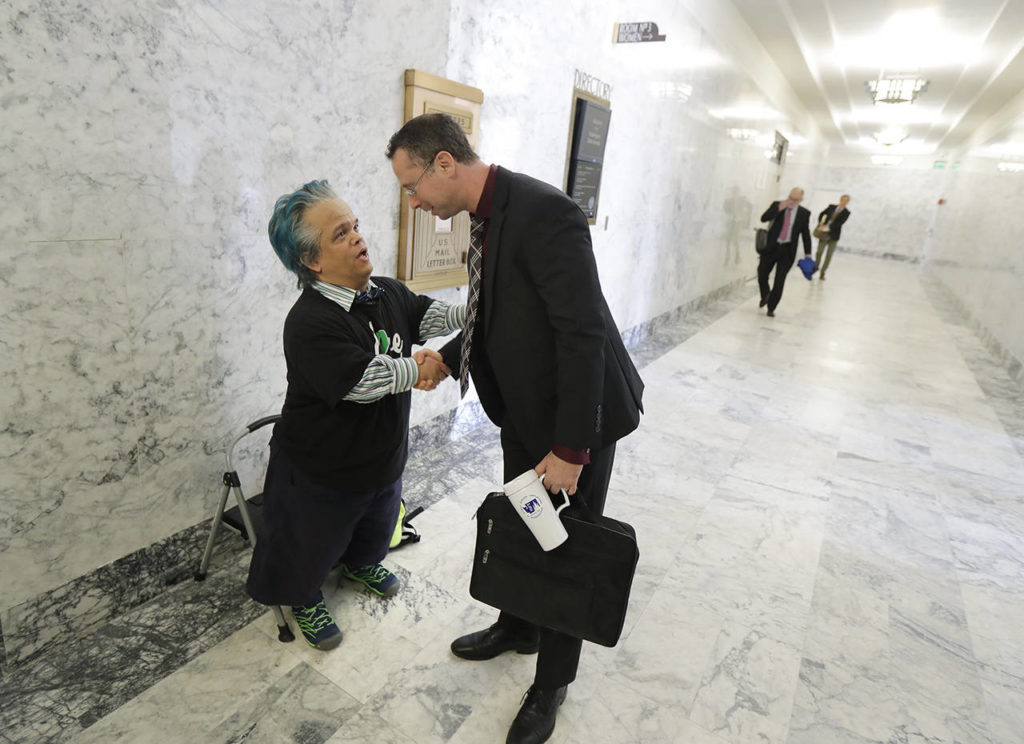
left=418, top=300, right=467, bottom=340
left=343, top=355, right=420, bottom=403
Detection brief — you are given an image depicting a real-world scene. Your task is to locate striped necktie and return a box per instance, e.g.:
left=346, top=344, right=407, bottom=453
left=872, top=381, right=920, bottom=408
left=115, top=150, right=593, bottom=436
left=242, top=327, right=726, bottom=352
left=459, top=216, right=485, bottom=397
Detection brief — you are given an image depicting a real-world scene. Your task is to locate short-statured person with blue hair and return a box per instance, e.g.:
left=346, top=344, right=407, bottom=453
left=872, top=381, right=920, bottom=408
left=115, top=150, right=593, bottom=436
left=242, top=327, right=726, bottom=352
left=246, top=180, right=463, bottom=650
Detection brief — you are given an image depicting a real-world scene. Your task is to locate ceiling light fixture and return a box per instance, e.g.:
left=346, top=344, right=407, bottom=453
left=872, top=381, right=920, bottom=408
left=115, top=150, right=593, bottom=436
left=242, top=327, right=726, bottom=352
left=865, top=75, right=929, bottom=105
left=726, top=128, right=757, bottom=140
left=997, top=162, right=1024, bottom=173
left=708, top=105, right=783, bottom=121
left=874, top=127, right=908, bottom=146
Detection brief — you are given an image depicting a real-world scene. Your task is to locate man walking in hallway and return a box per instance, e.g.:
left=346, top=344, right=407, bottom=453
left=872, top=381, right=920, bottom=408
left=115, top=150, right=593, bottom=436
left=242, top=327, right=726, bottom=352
left=757, top=187, right=812, bottom=316
left=386, top=113, right=644, bottom=744
left=814, top=194, right=851, bottom=280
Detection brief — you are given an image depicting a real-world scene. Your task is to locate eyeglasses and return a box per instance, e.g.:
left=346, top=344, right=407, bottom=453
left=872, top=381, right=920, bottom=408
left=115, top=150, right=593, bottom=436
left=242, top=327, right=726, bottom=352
left=404, top=160, right=435, bottom=196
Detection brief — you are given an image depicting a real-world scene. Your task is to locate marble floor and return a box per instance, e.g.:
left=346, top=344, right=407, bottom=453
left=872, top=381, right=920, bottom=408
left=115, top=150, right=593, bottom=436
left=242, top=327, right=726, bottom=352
left=5, top=254, right=1024, bottom=744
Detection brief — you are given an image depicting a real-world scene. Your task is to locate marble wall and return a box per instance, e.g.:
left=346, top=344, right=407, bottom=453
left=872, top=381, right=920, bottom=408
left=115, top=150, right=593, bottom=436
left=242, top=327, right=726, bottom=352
left=446, top=0, right=823, bottom=333
left=0, top=0, right=826, bottom=667
left=0, top=0, right=456, bottom=665
left=923, top=160, right=1024, bottom=381
left=814, top=165, right=944, bottom=261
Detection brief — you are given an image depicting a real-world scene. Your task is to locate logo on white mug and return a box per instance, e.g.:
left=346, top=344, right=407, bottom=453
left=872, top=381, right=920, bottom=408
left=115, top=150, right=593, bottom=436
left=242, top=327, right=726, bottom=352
left=519, top=495, right=543, bottom=518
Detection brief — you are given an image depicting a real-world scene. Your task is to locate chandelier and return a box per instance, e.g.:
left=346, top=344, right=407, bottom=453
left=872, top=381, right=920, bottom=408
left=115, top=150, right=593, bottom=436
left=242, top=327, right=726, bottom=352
left=865, top=75, right=929, bottom=104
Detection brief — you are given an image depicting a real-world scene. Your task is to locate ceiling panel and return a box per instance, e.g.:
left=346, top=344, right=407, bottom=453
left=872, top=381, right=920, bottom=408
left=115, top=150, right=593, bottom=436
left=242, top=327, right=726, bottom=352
left=729, top=0, right=1024, bottom=161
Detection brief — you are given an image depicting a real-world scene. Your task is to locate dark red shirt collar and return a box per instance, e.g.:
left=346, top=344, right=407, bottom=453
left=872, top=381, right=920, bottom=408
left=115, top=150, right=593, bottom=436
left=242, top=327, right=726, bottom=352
left=472, top=164, right=499, bottom=219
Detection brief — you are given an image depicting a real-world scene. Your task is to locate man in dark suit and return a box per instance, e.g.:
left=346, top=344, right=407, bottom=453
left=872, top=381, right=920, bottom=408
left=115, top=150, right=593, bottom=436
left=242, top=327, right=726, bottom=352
left=758, top=187, right=812, bottom=316
left=813, top=194, right=851, bottom=280
left=387, top=113, right=644, bottom=744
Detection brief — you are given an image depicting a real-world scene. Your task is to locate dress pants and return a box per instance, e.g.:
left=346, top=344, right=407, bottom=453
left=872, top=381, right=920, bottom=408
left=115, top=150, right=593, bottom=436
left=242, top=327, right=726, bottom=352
left=757, top=241, right=797, bottom=312
left=814, top=238, right=838, bottom=274
left=494, top=423, right=617, bottom=689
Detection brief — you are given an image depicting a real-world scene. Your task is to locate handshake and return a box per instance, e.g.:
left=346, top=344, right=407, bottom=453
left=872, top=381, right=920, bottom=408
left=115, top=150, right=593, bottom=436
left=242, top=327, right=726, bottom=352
left=412, top=349, right=451, bottom=392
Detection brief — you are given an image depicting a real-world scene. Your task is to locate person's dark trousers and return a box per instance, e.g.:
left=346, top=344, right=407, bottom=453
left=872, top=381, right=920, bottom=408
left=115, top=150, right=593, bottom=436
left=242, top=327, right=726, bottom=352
left=757, top=242, right=798, bottom=312
left=494, top=423, right=617, bottom=689
left=246, top=441, right=402, bottom=607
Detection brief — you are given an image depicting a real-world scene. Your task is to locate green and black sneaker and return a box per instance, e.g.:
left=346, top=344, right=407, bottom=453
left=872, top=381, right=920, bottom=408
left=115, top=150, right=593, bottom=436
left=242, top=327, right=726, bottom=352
left=290, top=593, right=343, bottom=650
left=342, top=563, right=400, bottom=597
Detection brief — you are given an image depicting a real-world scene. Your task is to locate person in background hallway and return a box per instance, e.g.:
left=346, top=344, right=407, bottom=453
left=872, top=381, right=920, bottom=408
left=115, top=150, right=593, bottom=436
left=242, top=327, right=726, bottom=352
left=722, top=185, right=752, bottom=264
left=813, top=194, right=851, bottom=280
left=757, top=187, right=812, bottom=317
left=246, top=180, right=461, bottom=651
left=386, top=113, right=644, bottom=744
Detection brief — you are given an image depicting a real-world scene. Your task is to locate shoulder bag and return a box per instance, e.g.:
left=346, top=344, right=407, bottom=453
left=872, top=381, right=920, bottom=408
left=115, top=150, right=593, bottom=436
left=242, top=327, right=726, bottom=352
left=813, top=207, right=837, bottom=240
left=755, top=228, right=768, bottom=254
left=469, top=491, right=639, bottom=647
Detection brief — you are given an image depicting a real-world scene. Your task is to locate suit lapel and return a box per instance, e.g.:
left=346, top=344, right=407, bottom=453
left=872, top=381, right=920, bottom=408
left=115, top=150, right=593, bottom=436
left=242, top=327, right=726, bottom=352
left=482, top=168, right=510, bottom=333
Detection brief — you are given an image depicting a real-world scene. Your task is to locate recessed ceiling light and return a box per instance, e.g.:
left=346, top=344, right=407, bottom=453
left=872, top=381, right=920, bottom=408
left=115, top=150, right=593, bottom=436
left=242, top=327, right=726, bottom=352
left=839, top=106, right=941, bottom=125
left=834, top=10, right=984, bottom=69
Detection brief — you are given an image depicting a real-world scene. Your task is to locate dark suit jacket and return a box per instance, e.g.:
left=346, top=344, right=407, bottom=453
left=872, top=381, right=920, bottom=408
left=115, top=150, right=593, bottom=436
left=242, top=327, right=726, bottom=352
left=817, top=204, right=850, bottom=242
left=760, top=201, right=812, bottom=255
left=442, top=167, right=644, bottom=464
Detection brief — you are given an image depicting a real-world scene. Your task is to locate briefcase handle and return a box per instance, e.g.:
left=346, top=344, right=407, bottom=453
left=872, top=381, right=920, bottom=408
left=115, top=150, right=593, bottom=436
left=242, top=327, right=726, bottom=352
left=550, top=486, right=600, bottom=525
left=536, top=475, right=595, bottom=524
left=533, top=468, right=609, bottom=525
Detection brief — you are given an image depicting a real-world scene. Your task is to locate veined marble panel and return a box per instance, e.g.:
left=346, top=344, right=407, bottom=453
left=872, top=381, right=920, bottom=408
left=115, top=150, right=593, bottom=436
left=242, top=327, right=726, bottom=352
left=0, top=518, right=244, bottom=669
left=926, top=162, right=1024, bottom=384
left=1, top=240, right=138, bottom=612
left=0, top=4, right=121, bottom=242
left=0, top=553, right=267, bottom=741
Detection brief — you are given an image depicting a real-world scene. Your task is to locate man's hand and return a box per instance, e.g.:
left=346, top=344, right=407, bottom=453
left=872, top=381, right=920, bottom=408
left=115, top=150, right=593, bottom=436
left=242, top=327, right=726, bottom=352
left=414, top=348, right=445, bottom=365
left=534, top=451, right=584, bottom=496
left=413, top=349, right=450, bottom=391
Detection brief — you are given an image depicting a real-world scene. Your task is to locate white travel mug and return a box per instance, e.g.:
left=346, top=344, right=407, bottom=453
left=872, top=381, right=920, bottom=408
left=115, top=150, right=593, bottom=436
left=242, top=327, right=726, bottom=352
left=503, top=469, right=571, bottom=551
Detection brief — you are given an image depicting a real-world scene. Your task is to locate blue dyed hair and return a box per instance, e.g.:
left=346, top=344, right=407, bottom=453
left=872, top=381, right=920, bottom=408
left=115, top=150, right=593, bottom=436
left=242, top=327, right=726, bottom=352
left=268, top=179, right=337, bottom=288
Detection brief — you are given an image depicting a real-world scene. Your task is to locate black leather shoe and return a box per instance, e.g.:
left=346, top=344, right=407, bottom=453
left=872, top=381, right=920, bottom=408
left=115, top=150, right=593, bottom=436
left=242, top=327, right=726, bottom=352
left=506, top=685, right=567, bottom=744
left=767, top=309, right=775, bottom=317
left=759, top=298, right=767, bottom=307
left=451, top=623, right=539, bottom=660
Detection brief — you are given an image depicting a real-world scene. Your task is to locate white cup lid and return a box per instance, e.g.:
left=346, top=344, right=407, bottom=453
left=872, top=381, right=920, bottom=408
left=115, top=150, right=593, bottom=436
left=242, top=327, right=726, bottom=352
left=503, top=468, right=541, bottom=496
